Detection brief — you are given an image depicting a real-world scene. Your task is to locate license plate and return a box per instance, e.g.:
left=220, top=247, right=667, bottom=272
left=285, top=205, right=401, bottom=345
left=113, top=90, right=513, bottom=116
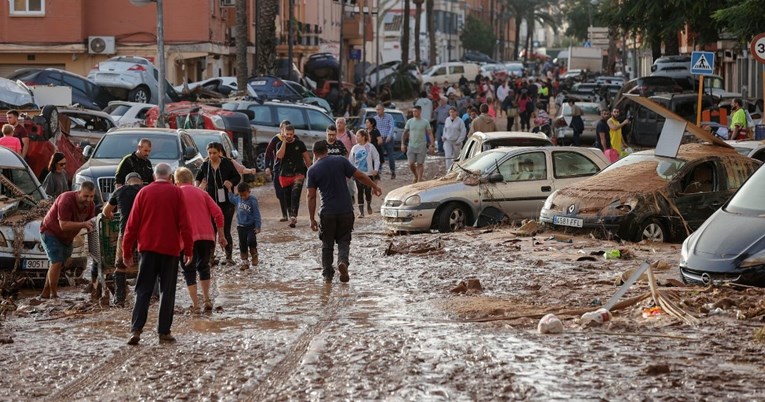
left=24, top=259, right=49, bottom=270
left=553, top=215, right=583, bottom=228
left=382, top=209, right=397, bottom=218
left=250, top=80, right=267, bottom=86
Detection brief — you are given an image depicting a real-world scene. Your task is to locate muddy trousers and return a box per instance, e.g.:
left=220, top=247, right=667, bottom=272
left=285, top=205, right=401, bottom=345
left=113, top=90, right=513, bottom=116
left=356, top=179, right=372, bottom=210
left=282, top=178, right=304, bottom=218
left=272, top=168, right=288, bottom=219
left=318, top=213, right=355, bottom=279
left=131, top=252, right=178, bottom=335
left=381, top=140, right=396, bottom=175
left=212, top=203, right=235, bottom=259
left=236, top=225, right=258, bottom=257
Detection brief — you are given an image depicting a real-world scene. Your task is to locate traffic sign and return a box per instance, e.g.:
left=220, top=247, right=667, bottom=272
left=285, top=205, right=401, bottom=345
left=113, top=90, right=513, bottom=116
left=750, top=32, right=765, bottom=64
left=690, top=51, right=714, bottom=75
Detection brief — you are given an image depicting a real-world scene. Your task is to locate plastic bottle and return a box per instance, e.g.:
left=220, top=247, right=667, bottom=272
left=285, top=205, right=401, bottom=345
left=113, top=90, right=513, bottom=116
left=604, top=249, right=621, bottom=260
left=580, top=308, right=612, bottom=325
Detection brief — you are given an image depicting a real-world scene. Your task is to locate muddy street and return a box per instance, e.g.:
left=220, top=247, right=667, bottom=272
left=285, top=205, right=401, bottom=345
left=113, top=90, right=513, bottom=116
left=2, top=158, right=765, bottom=401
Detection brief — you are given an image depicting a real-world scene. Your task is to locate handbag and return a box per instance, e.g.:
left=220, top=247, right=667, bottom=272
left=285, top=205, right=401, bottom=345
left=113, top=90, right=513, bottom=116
left=507, top=108, right=519, bottom=118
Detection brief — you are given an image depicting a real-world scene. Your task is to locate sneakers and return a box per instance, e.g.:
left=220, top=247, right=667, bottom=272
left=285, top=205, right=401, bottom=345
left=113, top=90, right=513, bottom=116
left=204, top=299, right=213, bottom=312
left=158, top=333, right=176, bottom=343
left=127, top=331, right=141, bottom=345
left=367, top=204, right=373, bottom=215
left=358, top=212, right=365, bottom=219
left=289, top=217, right=297, bottom=228
left=239, top=263, right=249, bottom=271
left=338, top=262, right=350, bottom=283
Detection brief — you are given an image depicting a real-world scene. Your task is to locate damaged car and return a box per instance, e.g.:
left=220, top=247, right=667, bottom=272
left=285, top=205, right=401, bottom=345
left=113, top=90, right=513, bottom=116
left=539, top=143, right=761, bottom=242
left=679, top=164, right=765, bottom=286
left=381, top=147, right=609, bottom=233
left=0, top=146, right=87, bottom=286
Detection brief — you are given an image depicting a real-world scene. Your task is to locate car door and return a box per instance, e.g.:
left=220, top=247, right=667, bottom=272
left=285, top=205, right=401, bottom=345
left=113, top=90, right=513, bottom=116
left=672, top=161, right=725, bottom=231
left=306, top=108, right=334, bottom=143
left=449, top=65, right=465, bottom=83
left=551, top=150, right=603, bottom=190
left=483, top=151, right=552, bottom=219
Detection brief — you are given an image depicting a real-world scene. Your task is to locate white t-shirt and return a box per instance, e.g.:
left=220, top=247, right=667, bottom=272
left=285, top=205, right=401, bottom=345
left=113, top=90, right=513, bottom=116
left=415, top=97, right=433, bottom=122
left=496, top=85, right=509, bottom=102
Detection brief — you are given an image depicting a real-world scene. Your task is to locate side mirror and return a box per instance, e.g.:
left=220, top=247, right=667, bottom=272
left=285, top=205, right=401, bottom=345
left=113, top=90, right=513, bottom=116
left=231, top=149, right=240, bottom=160
left=239, top=109, right=255, bottom=120
left=82, top=145, right=93, bottom=159
left=183, top=147, right=197, bottom=160
left=488, top=172, right=504, bottom=183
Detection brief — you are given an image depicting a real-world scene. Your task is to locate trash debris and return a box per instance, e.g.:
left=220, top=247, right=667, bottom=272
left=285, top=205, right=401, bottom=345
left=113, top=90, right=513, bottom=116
left=537, top=313, right=564, bottom=334
left=465, top=278, right=483, bottom=293
left=576, top=256, right=598, bottom=262
left=546, top=234, right=572, bottom=243
left=753, top=326, right=765, bottom=343
left=580, top=308, right=612, bottom=326
left=384, top=240, right=443, bottom=256
left=514, top=220, right=540, bottom=236
left=450, top=282, right=467, bottom=294
left=590, top=298, right=602, bottom=306
left=604, top=249, right=621, bottom=260
left=642, top=307, right=663, bottom=318
left=643, top=364, right=671, bottom=375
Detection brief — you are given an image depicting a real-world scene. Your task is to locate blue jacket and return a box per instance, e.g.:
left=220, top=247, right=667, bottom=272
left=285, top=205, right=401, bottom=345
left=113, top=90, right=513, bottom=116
left=228, top=192, right=262, bottom=229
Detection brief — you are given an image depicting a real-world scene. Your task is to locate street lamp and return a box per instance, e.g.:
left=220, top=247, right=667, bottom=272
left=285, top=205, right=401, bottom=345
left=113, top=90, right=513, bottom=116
left=130, top=0, right=166, bottom=128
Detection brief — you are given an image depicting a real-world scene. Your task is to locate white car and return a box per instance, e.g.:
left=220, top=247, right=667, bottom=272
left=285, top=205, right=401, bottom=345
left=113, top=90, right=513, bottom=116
left=88, top=56, right=179, bottom=104
left=174, top=76, right=239, bottom=96
left=726, top=140, right=765, bottom=162
left=102, top=101, right=154, bottom=127
left=0, top=147, right=88, bottom=285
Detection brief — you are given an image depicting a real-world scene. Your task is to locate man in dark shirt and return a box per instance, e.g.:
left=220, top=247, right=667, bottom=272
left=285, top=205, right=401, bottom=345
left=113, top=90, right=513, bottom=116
left=5, top=110, right=29, bottom=158
left=103, top=172, right=143, bottom=306
left=594, top=109, right=612, bottom=152
left=276, top=124, right=312, bottom=228
left=306, top=140, right=381, bottom=283
left=115, top=138, right=154, bottom=186
left=40, top=183, right=97, bottom=298
left=325, top=124, right=348, bottom=157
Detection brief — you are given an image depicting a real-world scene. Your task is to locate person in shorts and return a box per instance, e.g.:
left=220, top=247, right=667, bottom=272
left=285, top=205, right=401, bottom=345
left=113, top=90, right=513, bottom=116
left=401, top=105, right=435, bottom=183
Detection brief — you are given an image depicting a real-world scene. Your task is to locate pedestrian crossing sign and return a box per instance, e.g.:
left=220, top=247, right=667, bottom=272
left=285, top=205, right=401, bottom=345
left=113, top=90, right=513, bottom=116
left=690, top=51, right=714, bottom=75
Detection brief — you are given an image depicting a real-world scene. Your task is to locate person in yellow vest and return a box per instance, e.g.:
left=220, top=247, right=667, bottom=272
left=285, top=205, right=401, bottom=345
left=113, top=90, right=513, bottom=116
left=607, top=107, right=630, bottom=157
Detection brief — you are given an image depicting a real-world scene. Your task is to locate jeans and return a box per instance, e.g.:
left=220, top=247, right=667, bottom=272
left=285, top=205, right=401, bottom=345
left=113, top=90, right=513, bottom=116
left=217, top=202, right=234, bottom=258
left=520, top=111, right=531, bottom=131
left=356, top=179, right=372, bottom=209
left=272, top=168, right=288, bottom=218
left=507, top=116, right=515, bottom=131
left=236, top=225, right=258, bottom=255
left=436, top=123, right=445, bottom=153
left=318, top=213, right=355, bottom=279
left=131, top=251, right=178, bottom=335
left=282, top=176, right=305, bottom=218
left=382, top=139, right=396, bottom=175
left=181, top=240, right=214, bottom=286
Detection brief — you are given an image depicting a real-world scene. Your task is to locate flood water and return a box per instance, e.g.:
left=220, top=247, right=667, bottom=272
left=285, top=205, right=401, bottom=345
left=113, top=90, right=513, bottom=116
left=2, top=170, right=764, bottom=401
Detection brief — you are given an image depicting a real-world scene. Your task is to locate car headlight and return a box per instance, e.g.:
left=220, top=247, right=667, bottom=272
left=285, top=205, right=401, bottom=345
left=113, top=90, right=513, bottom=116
left=740, top=250, right=765, bottom=269
left=403, top=195, right=420, bottom=207
left=680, top=237, right=690, bottom=263
left=542, top=191, right=557, bottom=211
left=0, top=231, right=7, bottom=247
left=73, top=174, right=94, bottom=191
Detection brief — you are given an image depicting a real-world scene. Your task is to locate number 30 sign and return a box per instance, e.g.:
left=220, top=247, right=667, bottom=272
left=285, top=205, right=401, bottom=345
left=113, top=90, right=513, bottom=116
left=751, top=33, right=765, bottom=64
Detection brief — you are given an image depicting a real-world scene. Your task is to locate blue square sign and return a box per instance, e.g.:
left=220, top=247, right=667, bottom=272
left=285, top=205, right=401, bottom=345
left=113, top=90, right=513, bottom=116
left=690, top=51, right=714, bottom=75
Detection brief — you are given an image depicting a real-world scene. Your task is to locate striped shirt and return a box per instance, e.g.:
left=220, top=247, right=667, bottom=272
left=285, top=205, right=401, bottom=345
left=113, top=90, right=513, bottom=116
left=374, top=113, right=395, bottom=140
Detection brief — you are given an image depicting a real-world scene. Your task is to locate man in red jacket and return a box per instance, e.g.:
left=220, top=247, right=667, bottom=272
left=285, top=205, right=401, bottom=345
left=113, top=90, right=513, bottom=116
left=123, top=163, right=193, bottom=345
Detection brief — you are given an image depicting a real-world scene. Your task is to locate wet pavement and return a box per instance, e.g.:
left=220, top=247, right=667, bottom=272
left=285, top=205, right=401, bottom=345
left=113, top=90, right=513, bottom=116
left=2, top=158, right=765, bottom=400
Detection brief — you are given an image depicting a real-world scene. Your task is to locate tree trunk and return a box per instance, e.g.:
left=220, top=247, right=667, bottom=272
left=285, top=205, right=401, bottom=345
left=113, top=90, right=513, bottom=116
left=236, top=0, right=248, bottom=91
left=524, top=13, right=533, bottom=62
left=414, top=0, right=422, bottom=65
left=402, top=0, right=411, bottom=65
left=426, top=0, right=435, bottom=66
left=256, top=0, right=278, bottom=75
left=513, top=14, right=521, bottom=61
left=650, top=34, right=662, bottom=61
left=663, top=31, right=680, bottom=56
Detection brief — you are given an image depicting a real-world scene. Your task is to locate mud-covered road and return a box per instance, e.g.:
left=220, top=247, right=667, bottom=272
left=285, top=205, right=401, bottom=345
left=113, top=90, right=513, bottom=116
left=2, top=158, right=765, bottom=401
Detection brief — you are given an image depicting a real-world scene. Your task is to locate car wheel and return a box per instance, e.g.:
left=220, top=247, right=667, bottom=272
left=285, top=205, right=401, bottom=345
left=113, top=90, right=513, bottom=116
left=41, top=104, right=59, bottom=139
left=437, top=202, right=468, bottom=233
left=255, top=145, right=268, bottom=172
left=129, top=86, right=151, bottom=103
left=637, top=218, right=666, bottom=242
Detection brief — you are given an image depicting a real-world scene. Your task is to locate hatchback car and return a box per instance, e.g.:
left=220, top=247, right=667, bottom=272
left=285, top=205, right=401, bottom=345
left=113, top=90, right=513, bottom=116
left=7, top=68, right=116, bottom=110
left=679, top=164, right=765, bottom=286
left=452, top=131, right=553, bottom=170
left=612, top=76, right=682, bottom=107
left=726, top=140, right=765, bottom=162
left=246, top=76, right=331, bottom=113
left=103, top=101, right=154, bottom=127
left=539, top=143, right=761, bottom=243
left=0, top=147, right=88, bottom=285
left=57, top=107, right=116, bottom=148
left=73, top=128, right=204, bottom=205
left=381, top=147, right=609, bottom=233
left=88, top=56, right=180, bottom=104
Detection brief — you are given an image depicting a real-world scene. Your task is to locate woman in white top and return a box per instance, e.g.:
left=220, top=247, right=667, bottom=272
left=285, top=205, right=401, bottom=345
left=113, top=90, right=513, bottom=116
left=442, top=106, right=467, bottom=171
left=349, top=129, right=380, bottom=217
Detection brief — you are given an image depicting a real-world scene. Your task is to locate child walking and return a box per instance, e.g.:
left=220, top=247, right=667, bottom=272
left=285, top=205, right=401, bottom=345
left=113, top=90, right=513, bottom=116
left=227, top=182, right=262, bottom=270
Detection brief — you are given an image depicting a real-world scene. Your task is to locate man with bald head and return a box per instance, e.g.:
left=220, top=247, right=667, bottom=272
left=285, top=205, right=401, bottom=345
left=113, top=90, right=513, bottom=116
left=122, top=163, right=193, bottom=345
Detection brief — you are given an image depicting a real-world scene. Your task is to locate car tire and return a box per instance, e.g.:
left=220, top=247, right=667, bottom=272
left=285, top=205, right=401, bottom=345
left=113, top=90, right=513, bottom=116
left=437, top=202, right=468, bottom=233
left=254, top=144, right=268, bottom=172
left=41, top=104, right=59, bottom=140
left=636, top=218, right=666, bottom=242
left=129, top=85, right=151, bottom=103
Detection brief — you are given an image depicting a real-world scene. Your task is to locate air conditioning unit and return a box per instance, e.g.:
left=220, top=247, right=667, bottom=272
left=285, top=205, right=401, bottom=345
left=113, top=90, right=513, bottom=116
left=220, top=0, right=235, bottom=6
left=88, top=36, right=115, bottom=55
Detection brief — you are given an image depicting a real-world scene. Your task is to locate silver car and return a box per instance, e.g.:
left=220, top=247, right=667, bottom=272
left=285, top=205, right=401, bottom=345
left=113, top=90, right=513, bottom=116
left=381, top=146, right=610, bottom=233
left=88, top=56, right=179, bottom=104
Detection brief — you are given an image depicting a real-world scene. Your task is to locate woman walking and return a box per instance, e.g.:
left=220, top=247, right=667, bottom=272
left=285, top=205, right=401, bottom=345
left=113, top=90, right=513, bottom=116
left=195, top=142, right=240, bottom=264
left=364, top=117, right=383, bottom=178
left=41, top=152, right=68, bottom=198
left=518, top=92, right=532, bottom=131
left=349, top=129, right=380, bottom=217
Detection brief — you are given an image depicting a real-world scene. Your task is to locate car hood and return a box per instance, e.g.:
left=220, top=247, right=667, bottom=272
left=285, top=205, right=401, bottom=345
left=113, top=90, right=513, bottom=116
left=683, top=209, right=765, bottom=273
left=0, top=217, right=43, bottom=243
left=385, top=172, right=477, bottom=201
left=0, top=77, right=34, bottom=107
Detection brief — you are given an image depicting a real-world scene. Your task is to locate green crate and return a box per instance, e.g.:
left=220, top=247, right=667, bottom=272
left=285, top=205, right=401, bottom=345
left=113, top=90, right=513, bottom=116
left=98, top=212, right=121, bottom=269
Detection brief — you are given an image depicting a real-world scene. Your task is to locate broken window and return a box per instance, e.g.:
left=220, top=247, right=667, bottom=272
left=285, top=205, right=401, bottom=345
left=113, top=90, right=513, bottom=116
left=10, top=0, right=44, bottom=15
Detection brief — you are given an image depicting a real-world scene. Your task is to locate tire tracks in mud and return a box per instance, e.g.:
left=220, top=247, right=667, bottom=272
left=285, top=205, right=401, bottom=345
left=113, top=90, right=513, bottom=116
left=243, top=286, right=352, bottom=401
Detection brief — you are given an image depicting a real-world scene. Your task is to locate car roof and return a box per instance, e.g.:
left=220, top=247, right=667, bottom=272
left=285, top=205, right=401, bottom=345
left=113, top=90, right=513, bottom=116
left=0, top=146, right=27, bottom=169
left=725, top=140, right=765, bottom=150
left=185, top=129, right=226, bottom=136
left=473, top=131, right=550, bottom=141
left=235, top=100, right=327, bottom=112
left=107, top=128, right=183, bottom=136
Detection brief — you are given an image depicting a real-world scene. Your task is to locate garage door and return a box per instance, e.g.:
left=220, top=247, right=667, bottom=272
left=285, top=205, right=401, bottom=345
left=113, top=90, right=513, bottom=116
left=0, top=64, right=65, bottom=79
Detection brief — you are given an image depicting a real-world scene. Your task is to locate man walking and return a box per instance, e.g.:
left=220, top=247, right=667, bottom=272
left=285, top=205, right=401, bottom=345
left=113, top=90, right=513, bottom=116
left=469, top=103, right=497, bottom=135
left=373, top=104, right=396, bottom=179
left=433, top=97, right=450, bottom=154
left=401, top=105, right=435, bottom=184
left=306, top=140, right=381, bottom=283
left=5, top=110, right=29, bottom=158
left=442, top=107, right=467, bottom=171
left=115, top=138, right=154, bottom=186
left=123, top=163, right=193, bottom=345
left=325, top=125, right=348, bottom=157
left=39, top=182, right=97, bottom=299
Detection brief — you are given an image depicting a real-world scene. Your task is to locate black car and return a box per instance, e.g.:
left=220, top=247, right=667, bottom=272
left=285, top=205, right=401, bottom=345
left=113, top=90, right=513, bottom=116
left=461, top=51, right=496, bottom=64
left=7, top=68, right=116, bottom=110
left=680, top=164, right=765, bottom=286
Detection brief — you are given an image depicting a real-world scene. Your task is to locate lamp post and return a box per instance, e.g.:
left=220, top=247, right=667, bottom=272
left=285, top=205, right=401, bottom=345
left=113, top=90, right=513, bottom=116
left=130, top=0, right=166, bottom=128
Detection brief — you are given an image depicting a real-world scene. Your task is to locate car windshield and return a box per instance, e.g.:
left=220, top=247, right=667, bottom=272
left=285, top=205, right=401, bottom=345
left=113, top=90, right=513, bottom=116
left=460, top=150, right=507, bottom=174
left=485, top=138, right=551, bottom=149
left=94, top=134, right=179, bottom=160
left=191, top=134, right=221, bottom=158
left=0, top=166, right=46, bottom=204
left=726, top=166, right=765, bottom=215
left=602, top=153, right=686, bottom=179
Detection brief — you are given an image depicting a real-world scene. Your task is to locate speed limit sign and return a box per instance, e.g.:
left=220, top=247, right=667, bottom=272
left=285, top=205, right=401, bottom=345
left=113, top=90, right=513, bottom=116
left=751, top=32, right=765, bottom=64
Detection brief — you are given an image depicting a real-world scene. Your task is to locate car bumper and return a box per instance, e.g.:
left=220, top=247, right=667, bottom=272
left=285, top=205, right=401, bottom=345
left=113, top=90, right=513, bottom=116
left=91, top=73, right=140, bottom=90
left=380, top=206, right=436, bottom=231
left=540, top=209, right=630, bottom=238
left=680, top=265, right=765, bottom=287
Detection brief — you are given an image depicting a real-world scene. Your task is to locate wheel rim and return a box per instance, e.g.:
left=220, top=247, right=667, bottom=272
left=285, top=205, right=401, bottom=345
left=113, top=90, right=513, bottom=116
left=49, top=109, right=59, bottom=135
left=135, top=89, right=148, bottom=103
left=642, top=223, right=664, bottom=242
left=255, top=152, right=267, bottom=172
left=449, top=208, right=465, bottom=231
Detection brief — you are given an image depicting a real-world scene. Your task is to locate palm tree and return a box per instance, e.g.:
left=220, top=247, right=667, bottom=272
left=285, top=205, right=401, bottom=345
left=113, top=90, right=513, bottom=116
left=235, top=0, right=248, bottom=91
left=413, top=0, right=423, bottom=65
left=402, top=0, right=411, bottom=65
left=426, top=0, right=435, bottom=66
left=255, top=0, right=278, bottom=75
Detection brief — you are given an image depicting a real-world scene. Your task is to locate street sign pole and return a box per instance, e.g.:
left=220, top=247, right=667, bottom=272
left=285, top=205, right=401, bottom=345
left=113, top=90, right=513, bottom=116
left=690, top=51, right=715, bottom=127
left=750, top=33, right=765, bottom=112
left=696, top=75, right=704, bottom=126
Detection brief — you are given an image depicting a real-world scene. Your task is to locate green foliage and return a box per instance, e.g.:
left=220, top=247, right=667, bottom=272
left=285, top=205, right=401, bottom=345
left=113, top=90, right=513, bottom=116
left=561, top=0, right=596, bottom=41
left=460, top=15, right=496, bottom=56
left=390, top=67, right=417, bottom=100
left=713, top=0, right=765, bottom=43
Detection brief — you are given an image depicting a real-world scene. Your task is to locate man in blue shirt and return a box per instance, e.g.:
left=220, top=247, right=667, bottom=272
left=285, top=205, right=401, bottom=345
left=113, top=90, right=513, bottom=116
left=306, top=140, right=381, bottom=283
left=373, top=104, right=396, bottom=179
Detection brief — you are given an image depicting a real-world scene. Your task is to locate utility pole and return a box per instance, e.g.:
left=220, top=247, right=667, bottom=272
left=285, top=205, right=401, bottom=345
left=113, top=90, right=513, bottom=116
left=339, top=1, right=344, bottom=82
left=288, top=0, right=294, bottom=78
left=253, top=0, right=260, bottom=74
left=362, top=0, right=367, bottom=85
left=375, top=0, right=380, bottom=95
left=156, top=0, right=165, bottom=127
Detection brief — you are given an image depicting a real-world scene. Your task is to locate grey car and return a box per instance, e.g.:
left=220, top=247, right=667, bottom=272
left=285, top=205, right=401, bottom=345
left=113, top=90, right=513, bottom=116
left=74, top=128, right=204, bottom=205
left=88, top=56, right=180, bottom=104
